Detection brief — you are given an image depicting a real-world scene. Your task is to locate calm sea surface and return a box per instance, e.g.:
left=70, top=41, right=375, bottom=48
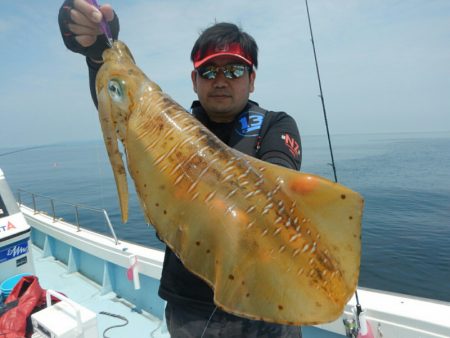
left=1, top=132, right=449, bottom=302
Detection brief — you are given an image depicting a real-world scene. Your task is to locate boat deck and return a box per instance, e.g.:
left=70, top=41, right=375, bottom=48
left=31, top=245, right=335, bottom=338
left=32, top=245, right=170, bottom=338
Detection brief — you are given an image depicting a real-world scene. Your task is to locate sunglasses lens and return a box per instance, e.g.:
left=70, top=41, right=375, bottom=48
left=229, top=65, right=246, bottom=78
left=198, top=66, right=217, bottom=80
left=197, top=64, right=248, bottom=80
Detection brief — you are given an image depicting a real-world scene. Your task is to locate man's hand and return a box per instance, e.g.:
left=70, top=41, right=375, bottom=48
left=58, top=0, right=119, bottom=61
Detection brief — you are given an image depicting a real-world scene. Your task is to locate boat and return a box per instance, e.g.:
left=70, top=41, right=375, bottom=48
left=1, top=167, right=449, bottom=337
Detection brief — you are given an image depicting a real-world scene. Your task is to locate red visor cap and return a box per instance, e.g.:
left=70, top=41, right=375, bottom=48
left=193, top=42, right=253, bottom=69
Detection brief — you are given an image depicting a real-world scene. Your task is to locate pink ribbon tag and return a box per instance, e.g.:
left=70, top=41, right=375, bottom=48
left=127, top=256, right=137, bottom=281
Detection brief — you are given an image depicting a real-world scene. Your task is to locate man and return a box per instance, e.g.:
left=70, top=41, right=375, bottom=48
left=59, top=1, right=302, bottom=337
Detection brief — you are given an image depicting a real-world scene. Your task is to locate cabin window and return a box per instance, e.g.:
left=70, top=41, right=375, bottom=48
left=0, top=180, right=20, bottom=218
left=0, top=196, right=9, bottom=218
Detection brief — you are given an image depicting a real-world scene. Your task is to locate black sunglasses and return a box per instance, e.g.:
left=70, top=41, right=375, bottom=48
left=196, top=64, right=251, bottom=80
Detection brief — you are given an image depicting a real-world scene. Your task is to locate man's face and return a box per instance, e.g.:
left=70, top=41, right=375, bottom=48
left=191, top=56, right=256, bottom=123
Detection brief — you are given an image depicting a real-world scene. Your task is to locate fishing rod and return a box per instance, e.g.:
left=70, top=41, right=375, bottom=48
left=304, top=0, right=338, bottom=183
left=304, top=0, right=364, bottom=335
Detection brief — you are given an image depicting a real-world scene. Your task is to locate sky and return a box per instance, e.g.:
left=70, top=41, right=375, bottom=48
left=0, top=0, right=449, bottom=149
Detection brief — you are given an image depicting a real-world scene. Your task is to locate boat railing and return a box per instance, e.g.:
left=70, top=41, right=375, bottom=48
left=16, top=188, right=119, bottom=245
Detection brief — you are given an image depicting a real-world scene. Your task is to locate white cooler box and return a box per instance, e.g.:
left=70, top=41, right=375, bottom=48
left=31, top=290, right=98, bottom=338
left=0, top=168, right=35, bottom=284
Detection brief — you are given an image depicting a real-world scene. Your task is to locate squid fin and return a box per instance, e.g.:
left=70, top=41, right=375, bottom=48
left=248, top=156, right=363, bottom=291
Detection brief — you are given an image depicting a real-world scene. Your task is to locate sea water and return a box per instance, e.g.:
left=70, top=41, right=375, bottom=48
left=1, top=132, right=449, bottom=302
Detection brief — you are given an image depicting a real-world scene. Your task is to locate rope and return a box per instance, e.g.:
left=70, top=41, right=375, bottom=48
left=99, top=311, right=129, bottom=337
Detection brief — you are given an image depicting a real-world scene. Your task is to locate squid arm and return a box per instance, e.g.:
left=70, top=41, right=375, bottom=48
left=97, top=87, right=129, bottom=223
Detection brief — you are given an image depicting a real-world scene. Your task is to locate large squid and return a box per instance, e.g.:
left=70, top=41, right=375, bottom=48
left=95, top=41, right=363, bottom=325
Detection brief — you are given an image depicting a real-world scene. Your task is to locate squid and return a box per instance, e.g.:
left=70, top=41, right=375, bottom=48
left=95, top=41, right=364, bottom=325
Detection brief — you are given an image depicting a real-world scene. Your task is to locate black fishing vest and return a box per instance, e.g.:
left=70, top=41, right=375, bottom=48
left=191, top=100, right=273, bottom=157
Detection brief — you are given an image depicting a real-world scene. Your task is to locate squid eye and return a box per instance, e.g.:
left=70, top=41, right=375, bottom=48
left=108, top=79, right=124, bottom=102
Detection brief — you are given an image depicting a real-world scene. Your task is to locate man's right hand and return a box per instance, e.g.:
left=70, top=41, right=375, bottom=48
left=58, top=0, right=119, bottom=62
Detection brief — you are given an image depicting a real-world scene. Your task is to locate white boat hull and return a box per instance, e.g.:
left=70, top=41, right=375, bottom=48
left=20, top=205, right=450, bottom=338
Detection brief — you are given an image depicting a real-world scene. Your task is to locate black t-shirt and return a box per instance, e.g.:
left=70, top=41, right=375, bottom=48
left=158, top=102, right=302, bottom=310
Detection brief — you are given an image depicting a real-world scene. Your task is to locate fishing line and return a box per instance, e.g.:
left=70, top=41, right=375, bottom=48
left=0, top=145, right=50, bottom=158
left=149, top=317, right=165, bottom=338
left=200, top=306, right=218, bottom=338
left=95, top=140, right=107, bottom=210
left=304, top=0, right=363, bottom=320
